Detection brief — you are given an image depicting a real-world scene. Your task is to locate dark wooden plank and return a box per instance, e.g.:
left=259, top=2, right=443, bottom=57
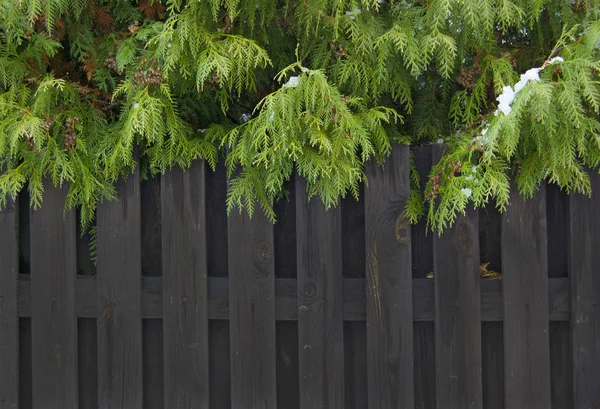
left=569, top=175, right=600, bottom=409
left=296, top=178, right=344, bottom=409
left=143, top=319, right=163, bottom=409
left=481, top=322, right=504, bottom=409
left=19, top=318, right=32, bottom=409
left=161, top=162, right=209, bottom=408
left=78, top=318, right=98, bottom=409
left=30, top=182, right=78, bottom=409
left=410, top=147, right=433, bottom=279
left=0, top=197, right=19, bottom=408
left=17, top=275, right=572, bottom=321
left=209, top=320, right=231, bottom=409
left=414, top=322, right=436, bottom=409
left=344, top=321, right=368, bottom=409
left=96, top=168, right=143, bottom=408
left=434, top=206, right=483, bottom=409
left=276, top=322, right=299, bottom=409
left=364, top=144, right=413, bottom=408
left=228, top=207, right=276, bottom=408
left=549, top=322, right=573, bottom=409
left=502, top=185, right=551, bottom=409
left=432, top=145, right=482, bottom=409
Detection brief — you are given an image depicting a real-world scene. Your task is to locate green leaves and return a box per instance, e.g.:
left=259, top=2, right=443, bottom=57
left=0, top=0, right=599, bottom=236
left=225, top=65, right=400, bottom=220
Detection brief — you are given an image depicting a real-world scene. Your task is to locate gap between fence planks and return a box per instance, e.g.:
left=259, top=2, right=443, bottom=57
left=0, top=196, right=19, bottom=409
left=365, top=144, right=414, bottom=409
left=96, top=165, right=143, bottom=409
left=30, top=181, right=78, bottom=409
left=161, top=162, right=210, bottom=408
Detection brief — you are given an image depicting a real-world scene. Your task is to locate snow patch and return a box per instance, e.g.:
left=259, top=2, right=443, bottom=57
left=495, top=65, right=545, bottom=116
left=461, top=188, right=472, bottom=198
left=345, top=8, right=361, bottom=19
left=283, top=76, right=300, bottom=88
left=548, top=56, right=564, bottom=64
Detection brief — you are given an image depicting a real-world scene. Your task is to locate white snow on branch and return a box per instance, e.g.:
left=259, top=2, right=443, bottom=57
left=283, top=76, right=300, bottom=88
left=345, top=8, right=361, bottom=19
left=461, top=188, right=472, bottom=198
left=548, top=56, right=564, bottom=64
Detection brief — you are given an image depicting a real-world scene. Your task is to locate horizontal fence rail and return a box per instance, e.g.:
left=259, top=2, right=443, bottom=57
left=0, top=145, right=598, bottom=409
left=14, top=275, right=571, bottom=321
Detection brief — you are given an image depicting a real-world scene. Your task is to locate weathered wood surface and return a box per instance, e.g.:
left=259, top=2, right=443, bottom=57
left=296, top=177, right=344, bottom=409
left=228, top=206, right=277, bottom=408
left=96, top=168, right=143, bottom=409
left=432, top=145, right=482, bottom=409
left=569, top=173, right=600, bottom=409
left=161, top=162, right=210, bottom=408
left=15, top=275, right=570, bottom=321
left=434, top=205, right=482, bottom=409
left=502, top=185, right=551, bottom=409
left=30, top=182, right=78, bottom=409
left=365, top=145, right=414, bottom=409
left=0, top=197, right=19, bottom=409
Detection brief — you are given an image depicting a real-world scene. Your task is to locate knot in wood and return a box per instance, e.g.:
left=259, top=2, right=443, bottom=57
left=303, top=283, right=317, bottom=299
left=394, top=213, right=409, bottom=244
left=253, top=241, right=272, bottom=275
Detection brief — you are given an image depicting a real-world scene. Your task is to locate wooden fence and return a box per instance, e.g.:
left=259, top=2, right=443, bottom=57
left=0, top=145, right=598, bottom=409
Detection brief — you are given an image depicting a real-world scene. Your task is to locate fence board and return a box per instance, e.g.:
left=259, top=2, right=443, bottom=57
left=364, top=145, right=413, bottom=409
left=15, top=275, right=571, bottom=321
left=18, top=318, right=32, bottom=409
left=414, top=322, right=436, bottom=409
left=502, top=185, right=551, bottom=409
left=228, top=208, right=276, bottom=408
left=481, top=322, right=504, bottom=409
left=344, top=321, right=368, bottom=409
left=96, top=168, right=143, bottom=408
left=0, top=197, right=18, bottom=409
left=569, top=174, right=600, bottom=409
left=78, top=318, right=97, bottom=409
left=276, top=322, right=299, bottom=409
left=161, top=162, right=209, bottom=408
left=143, top=319, right=163, bottom=409
left=209, top=320, right=231, bottom=409
left=296, top=178, right=344, bottom=409
left=432, top=145, right=482, bottom=409
left=433, top=206, right=483, bottom=409
left=550, top=322, right=573, bottom=409
left=30, top=183, right=78, bottom=409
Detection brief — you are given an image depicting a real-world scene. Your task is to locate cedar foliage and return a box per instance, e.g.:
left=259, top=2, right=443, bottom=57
left=0, top=0, right=599, bottom=233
